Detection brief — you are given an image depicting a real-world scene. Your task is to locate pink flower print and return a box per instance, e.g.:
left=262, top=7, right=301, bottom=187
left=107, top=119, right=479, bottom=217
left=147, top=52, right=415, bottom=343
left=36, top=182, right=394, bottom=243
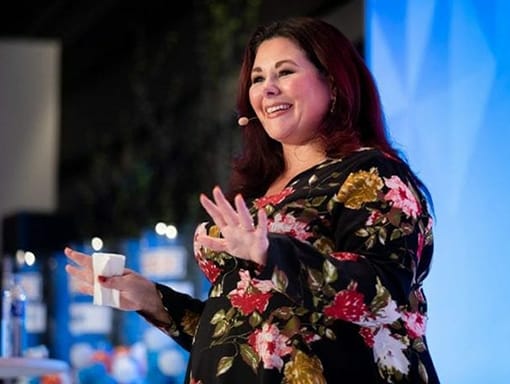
left=193, top=222, right=208, bottom=259
left=384, top=176, right=421, bottom=218
left=413, top=289, right=426, bottom=304
left=366, top=210, right=384, bottom=226
left=324, top=282, right=369, bottom=322
left=248, top=323, right=292, bottom=370
left=254, top=187, right=294, bottom=209
left=416, top=217, right=433, bottom=261
left=193, top=223, right=222, bottom=283
left=356, top=298, right=400, bottom=328
left=373, top=327, right=410, bottom=376
left=416, top=232, right=425, bottom=262
left=401, top=311, right=427, bottom=339
left=426, top=216, right=433, bottom=233
left=267, top=212, right=312, bottom=241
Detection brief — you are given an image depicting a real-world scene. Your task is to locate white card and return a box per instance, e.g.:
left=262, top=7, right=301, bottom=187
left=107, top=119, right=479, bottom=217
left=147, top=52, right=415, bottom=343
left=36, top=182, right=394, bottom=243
left=92, top=252, right=125, bottom=307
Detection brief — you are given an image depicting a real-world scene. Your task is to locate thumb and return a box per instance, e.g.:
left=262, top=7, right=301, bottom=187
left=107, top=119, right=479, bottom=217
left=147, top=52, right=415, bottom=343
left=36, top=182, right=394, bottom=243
left=97, top=274, right=123, bottom=289
left=98, top=269, right=136, bottom=289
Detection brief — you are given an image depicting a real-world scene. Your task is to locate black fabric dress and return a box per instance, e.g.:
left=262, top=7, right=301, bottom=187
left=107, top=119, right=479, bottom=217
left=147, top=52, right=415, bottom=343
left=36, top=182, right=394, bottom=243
left=140, top=148, right=440, bottom=384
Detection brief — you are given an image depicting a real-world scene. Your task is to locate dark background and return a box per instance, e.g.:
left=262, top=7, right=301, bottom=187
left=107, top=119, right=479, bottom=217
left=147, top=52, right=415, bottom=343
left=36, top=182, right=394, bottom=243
left=0, top=0, right=360, bottom=241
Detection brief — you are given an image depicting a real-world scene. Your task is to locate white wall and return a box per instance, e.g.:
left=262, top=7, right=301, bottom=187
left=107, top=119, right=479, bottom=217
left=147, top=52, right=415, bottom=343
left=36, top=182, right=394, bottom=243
left=0, top=40, right=61, bottom=250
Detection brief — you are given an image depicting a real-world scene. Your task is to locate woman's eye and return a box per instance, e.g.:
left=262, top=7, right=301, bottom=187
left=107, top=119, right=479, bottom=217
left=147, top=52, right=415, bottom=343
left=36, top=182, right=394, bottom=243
left=251, top=76, right=264, bottom=84
left=278, top=69, right=293, bottom=77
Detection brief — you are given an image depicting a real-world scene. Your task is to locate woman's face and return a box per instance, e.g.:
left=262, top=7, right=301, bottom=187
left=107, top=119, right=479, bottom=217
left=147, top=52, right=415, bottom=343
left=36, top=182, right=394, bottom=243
left=249, top=37, right=331, bottom=147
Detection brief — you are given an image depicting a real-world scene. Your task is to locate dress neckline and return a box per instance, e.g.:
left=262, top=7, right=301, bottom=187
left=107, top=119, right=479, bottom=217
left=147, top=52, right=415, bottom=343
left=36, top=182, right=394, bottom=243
left=263, top=157, right=337, bottom=198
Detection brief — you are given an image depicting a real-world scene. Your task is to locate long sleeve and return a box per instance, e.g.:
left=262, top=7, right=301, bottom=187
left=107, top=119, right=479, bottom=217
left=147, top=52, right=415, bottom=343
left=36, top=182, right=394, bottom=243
left=253, top=151, right=435, bottom=382
left=148, top=148, right=438, bottom=383
left=138, top=283, right=205, bottom=351
left=258, top=156, right=430, bottom=314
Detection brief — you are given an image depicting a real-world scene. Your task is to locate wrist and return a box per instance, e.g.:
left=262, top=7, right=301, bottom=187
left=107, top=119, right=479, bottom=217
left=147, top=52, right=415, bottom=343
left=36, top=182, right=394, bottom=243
left=137, top=283, right=172, bottom=325
left=140, top=281, right=163, bottom=313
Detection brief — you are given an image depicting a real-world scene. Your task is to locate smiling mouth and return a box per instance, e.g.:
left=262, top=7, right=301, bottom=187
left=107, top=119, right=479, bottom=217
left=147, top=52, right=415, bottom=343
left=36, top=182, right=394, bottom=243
left=265, top=104, right=291, bottom=115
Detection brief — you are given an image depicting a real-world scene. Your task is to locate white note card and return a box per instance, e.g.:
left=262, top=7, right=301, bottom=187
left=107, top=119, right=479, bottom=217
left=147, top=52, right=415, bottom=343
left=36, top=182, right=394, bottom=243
left=92, top=252, right=125, bottom=308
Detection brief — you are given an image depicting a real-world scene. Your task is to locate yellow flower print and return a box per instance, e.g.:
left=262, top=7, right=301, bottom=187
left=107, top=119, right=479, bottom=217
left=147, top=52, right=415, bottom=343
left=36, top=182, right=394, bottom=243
left=283, top=349, right=327, bottom=384
left=182, top=309, right=201, bottom=336
left=335, top=167, right=384, bottom=209
left=209, top=225, right=221, bottom=238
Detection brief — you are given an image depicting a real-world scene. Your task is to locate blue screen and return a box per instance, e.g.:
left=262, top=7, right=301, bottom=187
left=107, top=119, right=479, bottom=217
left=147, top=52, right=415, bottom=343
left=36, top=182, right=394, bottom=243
left=366, top=1, right=510, bottom=382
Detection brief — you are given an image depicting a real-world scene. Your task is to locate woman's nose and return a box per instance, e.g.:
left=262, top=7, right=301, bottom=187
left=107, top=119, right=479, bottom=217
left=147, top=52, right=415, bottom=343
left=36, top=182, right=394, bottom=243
left=263, top=79, right=280, bottom=97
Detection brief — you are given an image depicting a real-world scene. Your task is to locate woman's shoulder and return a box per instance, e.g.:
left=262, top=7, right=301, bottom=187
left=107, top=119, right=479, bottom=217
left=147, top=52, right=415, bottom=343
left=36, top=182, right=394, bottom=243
left=336, top=147, right=433, bottom=212
left=323, top=147, right=409, bottom=173
left=319, top=147, right=424, bottom=192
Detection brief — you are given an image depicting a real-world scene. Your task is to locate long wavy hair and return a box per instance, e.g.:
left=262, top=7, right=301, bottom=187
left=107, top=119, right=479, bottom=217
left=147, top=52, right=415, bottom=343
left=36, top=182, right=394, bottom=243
left=229, top=17, right=432, bottom=209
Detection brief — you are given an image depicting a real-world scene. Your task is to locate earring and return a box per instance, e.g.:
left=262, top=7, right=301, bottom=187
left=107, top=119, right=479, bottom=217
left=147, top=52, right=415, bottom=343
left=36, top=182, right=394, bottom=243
left=330, top=95, right=337, bottom=113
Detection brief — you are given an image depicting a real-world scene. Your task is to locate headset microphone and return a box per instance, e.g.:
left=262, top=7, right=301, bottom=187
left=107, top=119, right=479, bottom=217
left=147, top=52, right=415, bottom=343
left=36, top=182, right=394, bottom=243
left=237, top=116, right=257, bottom=126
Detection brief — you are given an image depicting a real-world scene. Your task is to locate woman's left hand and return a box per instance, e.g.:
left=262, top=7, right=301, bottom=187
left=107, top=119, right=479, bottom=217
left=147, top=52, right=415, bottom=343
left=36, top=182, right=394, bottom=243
left=197, top=186, right=269, bottom=266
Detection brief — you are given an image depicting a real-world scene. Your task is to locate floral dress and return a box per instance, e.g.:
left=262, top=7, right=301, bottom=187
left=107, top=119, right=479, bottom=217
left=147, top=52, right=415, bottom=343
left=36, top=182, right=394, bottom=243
left=141, top=148, right=439, bottom=383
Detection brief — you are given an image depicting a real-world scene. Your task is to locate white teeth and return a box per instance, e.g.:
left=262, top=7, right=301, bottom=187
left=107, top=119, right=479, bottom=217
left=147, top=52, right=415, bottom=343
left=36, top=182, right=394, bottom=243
left=266, top=104, right=291, bottom=114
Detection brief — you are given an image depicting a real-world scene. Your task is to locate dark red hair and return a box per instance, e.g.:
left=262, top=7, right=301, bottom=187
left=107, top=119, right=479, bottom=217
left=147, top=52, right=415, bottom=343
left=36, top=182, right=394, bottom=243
left=229, top=17, right=428, bottom=205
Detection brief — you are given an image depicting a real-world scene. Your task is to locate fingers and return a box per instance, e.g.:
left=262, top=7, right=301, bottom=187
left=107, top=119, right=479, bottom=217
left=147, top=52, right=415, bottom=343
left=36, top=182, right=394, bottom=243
left=65, top=263, right=94, bottom=285
left=257, top=208, right=268, bottom=234
left=64, top=247, right=92, bottom=268
left=99, top=269, right=134, bottom=290
left=200, top=193, right=227, bottom=227
left=195, top=235, right=227, bottom=253
left=235, top=194, right=255, bottom=231
left=71, top=281, right=94, bottom=296
left=200, top=186, right=255, bottom=231
left=211, top=186, right=239, bottom=226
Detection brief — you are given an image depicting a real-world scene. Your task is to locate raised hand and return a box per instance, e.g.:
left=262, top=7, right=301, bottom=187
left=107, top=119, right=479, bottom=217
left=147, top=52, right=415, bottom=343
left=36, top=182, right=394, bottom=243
left=197, top=186, right=269, bottom=266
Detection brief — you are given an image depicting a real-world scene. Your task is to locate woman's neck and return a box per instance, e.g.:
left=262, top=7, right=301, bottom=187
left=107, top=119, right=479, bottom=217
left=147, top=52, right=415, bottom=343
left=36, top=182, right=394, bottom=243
left=265, top=143, right=327, bottom=196
left=282, top=143, right=327, bottom=175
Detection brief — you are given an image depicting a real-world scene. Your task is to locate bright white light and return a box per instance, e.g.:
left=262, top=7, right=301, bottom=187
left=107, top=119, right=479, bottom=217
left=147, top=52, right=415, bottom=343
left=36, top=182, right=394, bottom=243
left=91, top=237, right=104, bottom=251
left=166, top=225, right=178, bottom=239
left=155, top=222, right=167, bottom=236
left=24, top=251, right=36, bottom=266
left=15, top=249, right=25, bottom=266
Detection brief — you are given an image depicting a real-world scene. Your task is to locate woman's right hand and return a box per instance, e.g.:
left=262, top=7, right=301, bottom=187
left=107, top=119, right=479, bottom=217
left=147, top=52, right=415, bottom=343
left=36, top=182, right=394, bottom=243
left=64, top=247, right=161, bottom=313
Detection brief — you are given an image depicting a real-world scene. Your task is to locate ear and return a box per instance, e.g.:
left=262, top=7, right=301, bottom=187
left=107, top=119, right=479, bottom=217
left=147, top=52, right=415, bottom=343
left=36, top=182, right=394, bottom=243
left=329, top=76, right=337, bottom=113
left=328, top=75, right=337, bottom=98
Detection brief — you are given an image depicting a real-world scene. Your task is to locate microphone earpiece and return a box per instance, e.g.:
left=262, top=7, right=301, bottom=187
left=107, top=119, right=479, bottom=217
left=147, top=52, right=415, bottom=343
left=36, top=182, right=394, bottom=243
left=238, top=116, right=257, bottom=126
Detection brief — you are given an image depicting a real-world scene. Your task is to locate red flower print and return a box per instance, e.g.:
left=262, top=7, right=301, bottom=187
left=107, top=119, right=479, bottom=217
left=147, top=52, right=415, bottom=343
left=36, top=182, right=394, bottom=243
left=228, top=270, right=274, bottom=315
left=254, top=187, right=294, bottom=209
left=198, top=258, right=221, bottom=283
left=248, top=323, right=292, bottom=370
left=324, top=282, right=369, bottom=322
left=230, top=291, right=272, bottom=316
left=383, top=176, right=421, bottom=218
left=359, top=327, right=375, bottom=347
left=401, top=311, right=427, bottom=339
left=330, top=252, right=360, bottom=262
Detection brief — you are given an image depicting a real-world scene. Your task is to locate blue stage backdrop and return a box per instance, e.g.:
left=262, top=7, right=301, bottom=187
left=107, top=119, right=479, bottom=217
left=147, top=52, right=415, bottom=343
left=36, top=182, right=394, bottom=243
left=366, top=1, right=510, bottom=383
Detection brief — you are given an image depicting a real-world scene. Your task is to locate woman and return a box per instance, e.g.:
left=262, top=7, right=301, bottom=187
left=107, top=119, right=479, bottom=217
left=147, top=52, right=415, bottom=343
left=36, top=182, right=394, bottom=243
left=66, top=17, right=439, bottom=383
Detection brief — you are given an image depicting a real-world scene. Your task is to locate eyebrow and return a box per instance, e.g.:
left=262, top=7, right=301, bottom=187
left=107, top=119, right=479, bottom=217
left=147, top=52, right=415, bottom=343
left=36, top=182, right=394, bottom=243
left=251, top=59, right=299, bottom=73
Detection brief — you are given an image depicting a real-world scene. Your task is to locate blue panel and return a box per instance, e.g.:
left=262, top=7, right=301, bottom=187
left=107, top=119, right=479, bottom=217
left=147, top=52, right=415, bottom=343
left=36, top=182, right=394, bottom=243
left=366, top=1, right=510, bottom=382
